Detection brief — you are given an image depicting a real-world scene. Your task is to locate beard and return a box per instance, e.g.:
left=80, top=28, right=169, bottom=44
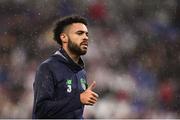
left=67, top=38, right=87, bottom=56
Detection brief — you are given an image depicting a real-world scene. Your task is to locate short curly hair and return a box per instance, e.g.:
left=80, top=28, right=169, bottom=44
left=53, top=15, right=88, bottom=45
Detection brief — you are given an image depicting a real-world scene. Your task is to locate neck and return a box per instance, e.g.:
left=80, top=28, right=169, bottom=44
left=63, top=47, right=80, bottom=64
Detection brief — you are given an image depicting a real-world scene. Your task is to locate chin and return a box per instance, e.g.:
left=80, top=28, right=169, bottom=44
left=80, top=50, right=87, bottom=55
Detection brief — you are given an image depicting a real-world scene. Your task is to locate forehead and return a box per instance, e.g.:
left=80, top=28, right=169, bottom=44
left=67, top=23, right=88, bottom=32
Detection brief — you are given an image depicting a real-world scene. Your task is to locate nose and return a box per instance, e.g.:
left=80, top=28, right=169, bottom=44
left=83, top=34, right=88, bottom=41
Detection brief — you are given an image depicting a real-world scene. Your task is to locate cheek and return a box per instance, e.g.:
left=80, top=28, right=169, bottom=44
left=71, top=36, right=82, bottom=44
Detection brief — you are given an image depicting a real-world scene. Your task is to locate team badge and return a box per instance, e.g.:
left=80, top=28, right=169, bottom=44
left=80, top=78, right=87, bottom=90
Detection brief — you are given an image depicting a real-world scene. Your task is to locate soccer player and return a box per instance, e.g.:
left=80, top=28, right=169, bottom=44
left=32, top=15, right=99, bottom=119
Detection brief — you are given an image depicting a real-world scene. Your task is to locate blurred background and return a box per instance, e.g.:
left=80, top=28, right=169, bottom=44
left=0, top=0, right=180, bottom=118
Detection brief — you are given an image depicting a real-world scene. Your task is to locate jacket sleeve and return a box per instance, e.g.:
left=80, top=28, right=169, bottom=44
left=33, top=63, right=82, bottom=118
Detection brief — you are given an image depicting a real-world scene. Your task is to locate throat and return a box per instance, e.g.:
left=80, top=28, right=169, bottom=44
left=66, top=49, right=80, bottom=64
left=71, top=55, right=80, bottom=64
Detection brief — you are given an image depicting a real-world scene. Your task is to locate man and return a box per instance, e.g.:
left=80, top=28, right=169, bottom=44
left=32, top=15, right=99, bottom=119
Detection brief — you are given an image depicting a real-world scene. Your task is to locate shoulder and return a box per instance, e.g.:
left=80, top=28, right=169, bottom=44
left=37, top=55, right=67, bottom=72
left=36, top=59, right=51, bottom=74
left=37, top=56, right=57, bottom=71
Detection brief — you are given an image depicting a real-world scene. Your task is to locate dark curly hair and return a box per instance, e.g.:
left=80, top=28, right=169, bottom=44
left=53, top=15, right=88, bottom=45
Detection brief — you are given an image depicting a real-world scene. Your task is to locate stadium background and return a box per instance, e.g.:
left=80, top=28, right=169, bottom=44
left=0, top=0, right=180, bottom=118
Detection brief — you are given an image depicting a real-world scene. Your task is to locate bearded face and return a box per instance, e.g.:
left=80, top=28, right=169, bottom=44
left=67, top=37, right=87, bottom=55
left=61, top=23, right=88, bottom=56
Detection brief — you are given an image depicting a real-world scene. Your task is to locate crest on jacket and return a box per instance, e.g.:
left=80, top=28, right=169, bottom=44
left=80, top=78, right=87, bottom=90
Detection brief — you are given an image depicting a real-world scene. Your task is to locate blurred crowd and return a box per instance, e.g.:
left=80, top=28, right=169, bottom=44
left=0, top=0, right=180, bottom=118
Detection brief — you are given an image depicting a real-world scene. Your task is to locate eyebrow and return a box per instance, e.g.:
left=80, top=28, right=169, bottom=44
left=76, top=30, right=88, bottom=34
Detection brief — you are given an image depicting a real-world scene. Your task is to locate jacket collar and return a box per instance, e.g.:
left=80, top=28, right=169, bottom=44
left=54, top=48, right=85, bottom=72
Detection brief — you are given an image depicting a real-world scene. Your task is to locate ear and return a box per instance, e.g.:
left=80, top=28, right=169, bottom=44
left=60, top=33, right=68, bottom=44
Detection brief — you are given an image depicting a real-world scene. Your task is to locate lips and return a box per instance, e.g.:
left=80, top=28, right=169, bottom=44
left=81, top=42, right=88, bottom=48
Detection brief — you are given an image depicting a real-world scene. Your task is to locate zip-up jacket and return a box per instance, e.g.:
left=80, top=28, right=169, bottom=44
left=32, top=48, right=87, bottom=119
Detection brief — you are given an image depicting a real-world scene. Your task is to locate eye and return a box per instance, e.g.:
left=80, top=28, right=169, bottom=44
left=76, top=31, right=83, bottom=35
left=76, top=31, right=88, bottom=37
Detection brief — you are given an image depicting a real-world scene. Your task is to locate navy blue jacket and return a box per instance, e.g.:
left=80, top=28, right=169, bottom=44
left=32, top=48, right=88, bottom=119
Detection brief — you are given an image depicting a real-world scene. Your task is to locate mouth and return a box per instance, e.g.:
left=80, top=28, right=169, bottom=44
left=81, top=43, right=88, bottom=49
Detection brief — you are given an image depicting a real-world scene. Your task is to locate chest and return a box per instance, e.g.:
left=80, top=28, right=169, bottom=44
left=54, top=69, right=87, bottom=98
